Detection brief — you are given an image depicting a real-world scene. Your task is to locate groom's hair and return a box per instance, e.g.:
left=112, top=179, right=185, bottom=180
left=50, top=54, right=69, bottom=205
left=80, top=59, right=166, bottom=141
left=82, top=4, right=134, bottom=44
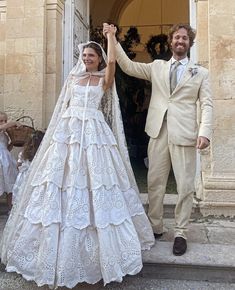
left=168, top=23, right=196, bottom=48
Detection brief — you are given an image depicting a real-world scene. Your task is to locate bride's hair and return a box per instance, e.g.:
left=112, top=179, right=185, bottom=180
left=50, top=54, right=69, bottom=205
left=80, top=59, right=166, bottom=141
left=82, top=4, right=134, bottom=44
left=82, top=42, right=107, bottom=71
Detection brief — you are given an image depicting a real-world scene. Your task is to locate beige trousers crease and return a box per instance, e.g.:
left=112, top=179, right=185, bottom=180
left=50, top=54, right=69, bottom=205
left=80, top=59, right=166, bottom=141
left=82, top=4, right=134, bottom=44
left=147, top=121, right=196, bottom=239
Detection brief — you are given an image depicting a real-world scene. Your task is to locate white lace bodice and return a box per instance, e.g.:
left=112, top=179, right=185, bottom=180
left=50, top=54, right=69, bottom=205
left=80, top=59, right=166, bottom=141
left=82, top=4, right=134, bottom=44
left=70, top=83, right=104, bottom=110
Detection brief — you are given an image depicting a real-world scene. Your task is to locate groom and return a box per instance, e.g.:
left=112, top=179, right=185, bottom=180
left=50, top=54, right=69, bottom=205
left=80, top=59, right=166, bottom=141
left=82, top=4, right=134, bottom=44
left=103, top=23, right=213, bottom=255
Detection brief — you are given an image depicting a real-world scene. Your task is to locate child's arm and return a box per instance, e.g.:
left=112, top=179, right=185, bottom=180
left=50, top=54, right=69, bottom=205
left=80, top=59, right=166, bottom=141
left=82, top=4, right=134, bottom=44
left=17, top=151, right=24, bottom=168
left=7, top=142, right=13, bottom=151
left=0, top=120, right=20, bottom=131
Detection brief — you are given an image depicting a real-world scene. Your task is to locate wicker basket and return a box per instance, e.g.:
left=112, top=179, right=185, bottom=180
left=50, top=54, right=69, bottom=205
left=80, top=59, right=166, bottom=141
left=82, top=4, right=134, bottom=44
left=6, top=116, right=35, bottom=147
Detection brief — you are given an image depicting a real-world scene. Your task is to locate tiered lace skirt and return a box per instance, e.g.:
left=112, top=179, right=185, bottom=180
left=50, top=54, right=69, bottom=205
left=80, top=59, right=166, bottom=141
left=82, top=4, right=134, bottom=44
left=4, top=106, right=154, bottom=288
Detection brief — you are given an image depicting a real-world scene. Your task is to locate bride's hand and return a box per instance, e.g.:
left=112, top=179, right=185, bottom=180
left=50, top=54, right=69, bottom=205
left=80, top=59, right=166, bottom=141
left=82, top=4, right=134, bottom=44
left=109, top=24, right=117, bottom=35
left=103, top=23, right=110, bottom=37
left=103, top=23, right=117, bottom=37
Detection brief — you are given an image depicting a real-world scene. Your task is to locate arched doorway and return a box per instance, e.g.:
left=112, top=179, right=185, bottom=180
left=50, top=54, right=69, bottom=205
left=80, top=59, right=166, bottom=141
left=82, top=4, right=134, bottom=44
left=89, top=0, right=195, bottom=193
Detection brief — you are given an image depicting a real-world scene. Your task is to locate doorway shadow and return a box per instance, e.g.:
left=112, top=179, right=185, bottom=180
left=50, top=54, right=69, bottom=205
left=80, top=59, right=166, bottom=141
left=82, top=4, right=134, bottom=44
left=130, top=157, right=177, bottom=194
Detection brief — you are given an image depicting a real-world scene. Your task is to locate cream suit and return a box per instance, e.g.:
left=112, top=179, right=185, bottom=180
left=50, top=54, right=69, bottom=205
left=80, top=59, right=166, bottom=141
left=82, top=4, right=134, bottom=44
left=115, top=43, right=213, bottom=238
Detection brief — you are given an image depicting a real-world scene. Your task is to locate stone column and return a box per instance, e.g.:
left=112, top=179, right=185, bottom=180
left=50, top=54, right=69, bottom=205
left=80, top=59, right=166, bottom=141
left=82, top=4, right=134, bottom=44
left=45, top=0, right=65, bottom=126
left=0, top=0, right=6, bottom=109
left=199, top=0, right=235, bottom=216
left=195, top=0, right=209, bottom=67
left=193, top=0, right=210, bottom=200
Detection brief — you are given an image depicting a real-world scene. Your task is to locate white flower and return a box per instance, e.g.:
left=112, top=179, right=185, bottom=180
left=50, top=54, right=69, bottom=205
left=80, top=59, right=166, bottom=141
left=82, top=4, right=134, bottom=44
left=189, top=67, right=198, bottom=77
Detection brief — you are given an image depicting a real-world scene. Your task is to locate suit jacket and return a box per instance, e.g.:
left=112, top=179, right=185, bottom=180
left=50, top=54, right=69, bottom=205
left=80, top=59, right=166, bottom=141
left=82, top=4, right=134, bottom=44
left=115, top=43, right=213, bottom=146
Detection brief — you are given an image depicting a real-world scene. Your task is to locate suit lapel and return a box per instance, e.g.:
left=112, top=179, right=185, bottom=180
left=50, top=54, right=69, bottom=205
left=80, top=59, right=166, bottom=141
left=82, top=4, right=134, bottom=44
left=173, top=60, right=194, bottom=94
left=164, top=60, right=171, bottom=93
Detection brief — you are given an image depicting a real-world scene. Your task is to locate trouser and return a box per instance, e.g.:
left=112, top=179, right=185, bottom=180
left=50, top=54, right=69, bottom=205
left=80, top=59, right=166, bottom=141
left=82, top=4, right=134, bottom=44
left=147, top=121, right=196, bottom=239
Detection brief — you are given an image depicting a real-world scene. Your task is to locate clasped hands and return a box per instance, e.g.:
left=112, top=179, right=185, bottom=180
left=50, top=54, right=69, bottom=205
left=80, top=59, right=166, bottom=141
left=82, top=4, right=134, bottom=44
left=103, top=23, right=117, bottom=37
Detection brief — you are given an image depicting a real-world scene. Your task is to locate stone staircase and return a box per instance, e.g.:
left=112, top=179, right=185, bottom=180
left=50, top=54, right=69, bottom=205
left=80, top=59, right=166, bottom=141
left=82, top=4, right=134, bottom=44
left=140, top=193, right=235, bottom=284
left=1, top=194, right=235, bottom=289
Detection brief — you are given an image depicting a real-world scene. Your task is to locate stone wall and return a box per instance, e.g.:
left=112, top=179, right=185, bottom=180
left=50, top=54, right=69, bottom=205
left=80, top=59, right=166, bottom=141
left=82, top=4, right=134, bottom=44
left=3, top=0, right=46, bottom=128
left=0, top=0, right=64, bottom=130
left=198, top=0, right=235, bottom=216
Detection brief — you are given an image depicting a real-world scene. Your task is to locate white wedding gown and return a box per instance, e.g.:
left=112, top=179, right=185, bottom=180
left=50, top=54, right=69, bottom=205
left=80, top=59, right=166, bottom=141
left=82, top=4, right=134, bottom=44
left=3, top=81, right=154, bottom=288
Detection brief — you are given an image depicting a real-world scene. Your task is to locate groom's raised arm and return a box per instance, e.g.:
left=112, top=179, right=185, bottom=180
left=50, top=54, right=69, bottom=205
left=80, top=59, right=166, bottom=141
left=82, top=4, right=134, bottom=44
left=115, top=43, right=152, bottom=81
left=103, top=23, right=152, bottom=81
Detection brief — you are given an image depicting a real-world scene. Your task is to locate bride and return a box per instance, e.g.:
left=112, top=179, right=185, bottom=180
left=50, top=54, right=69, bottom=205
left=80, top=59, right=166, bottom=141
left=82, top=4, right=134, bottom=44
left=0, top=24, right=154, bottom=289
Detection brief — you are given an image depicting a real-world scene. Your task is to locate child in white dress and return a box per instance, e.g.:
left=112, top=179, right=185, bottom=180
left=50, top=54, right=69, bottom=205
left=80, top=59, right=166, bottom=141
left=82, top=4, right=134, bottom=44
left=12, top=130, right=44, bottom=205
left=0, top=111, right=19, bottom=210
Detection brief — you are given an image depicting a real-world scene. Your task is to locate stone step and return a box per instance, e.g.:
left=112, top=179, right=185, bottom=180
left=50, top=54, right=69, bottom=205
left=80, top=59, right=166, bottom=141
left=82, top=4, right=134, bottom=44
left=141, top=241, right=235, bottom=283
left=140, top=193, right=202, bottom=219
left=139, top=216, right=235, bottom=283
left=1, top=242, right=235, bottom=288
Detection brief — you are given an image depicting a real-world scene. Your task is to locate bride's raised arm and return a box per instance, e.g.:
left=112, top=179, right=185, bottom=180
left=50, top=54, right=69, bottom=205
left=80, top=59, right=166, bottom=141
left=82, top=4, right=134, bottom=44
left=103, top=23, right=117, bottom=91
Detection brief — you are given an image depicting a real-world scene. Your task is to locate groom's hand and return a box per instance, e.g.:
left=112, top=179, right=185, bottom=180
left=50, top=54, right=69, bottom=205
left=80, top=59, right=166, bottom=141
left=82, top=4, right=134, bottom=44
left=196, top=136, right=210, bottom=149
left=103, top=23, right=110, bottom=37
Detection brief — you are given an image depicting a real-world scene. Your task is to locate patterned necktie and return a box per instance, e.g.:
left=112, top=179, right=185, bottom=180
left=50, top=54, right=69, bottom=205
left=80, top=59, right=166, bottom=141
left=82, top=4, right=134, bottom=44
left=170, top=61, right=180, bottom=93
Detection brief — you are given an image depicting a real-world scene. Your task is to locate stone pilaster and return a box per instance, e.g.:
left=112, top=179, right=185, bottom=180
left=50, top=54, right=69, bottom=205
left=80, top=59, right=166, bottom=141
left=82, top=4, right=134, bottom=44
left=199, top=0, right=235, bottom=216
left=195, top=0, right=209, bottom=68
left=45, top=0, right=65, bottom=125
left=0, top=0, right=6, bottom=109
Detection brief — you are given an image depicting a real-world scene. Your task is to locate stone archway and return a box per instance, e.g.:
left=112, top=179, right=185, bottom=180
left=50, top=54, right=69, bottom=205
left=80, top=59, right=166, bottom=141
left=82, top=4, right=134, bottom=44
left=110, top=0, right=134, bottom=24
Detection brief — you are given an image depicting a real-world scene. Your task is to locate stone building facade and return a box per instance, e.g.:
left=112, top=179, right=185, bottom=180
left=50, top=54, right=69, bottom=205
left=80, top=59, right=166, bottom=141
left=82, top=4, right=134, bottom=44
left=0, top=0, right=235, bottom=216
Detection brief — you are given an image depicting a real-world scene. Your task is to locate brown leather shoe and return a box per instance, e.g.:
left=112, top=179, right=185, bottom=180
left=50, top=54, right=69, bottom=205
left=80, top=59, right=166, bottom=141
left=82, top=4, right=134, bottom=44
left=154, top=233, right=163, bottom=239
left=173, top=237, right=187, bottom=256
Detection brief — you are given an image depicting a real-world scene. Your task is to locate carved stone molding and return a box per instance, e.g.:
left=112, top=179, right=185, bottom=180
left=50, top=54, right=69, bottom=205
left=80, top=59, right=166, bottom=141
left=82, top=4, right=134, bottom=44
left=46, top=0, right=65, bottom=15
left=0, top=0, right=6, bottom=19
left=200, top=175, right=235, bottom=216
left=204, top=176, right=235, bottom=191
left=0, top=0, right=6, bottom=9
left=199, top=201, right=235, bottom=217
left=110, top=0, right=133, bottom=23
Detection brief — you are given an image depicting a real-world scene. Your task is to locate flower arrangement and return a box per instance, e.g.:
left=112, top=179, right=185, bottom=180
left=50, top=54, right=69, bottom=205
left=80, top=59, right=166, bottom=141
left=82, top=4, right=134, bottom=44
left=146, top=34, right=171, bottom=60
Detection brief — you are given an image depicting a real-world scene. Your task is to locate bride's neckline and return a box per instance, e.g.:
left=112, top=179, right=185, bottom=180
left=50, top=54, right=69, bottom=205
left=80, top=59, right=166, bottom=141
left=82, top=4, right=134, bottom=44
left=74, top=83, right=102, bottom=87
